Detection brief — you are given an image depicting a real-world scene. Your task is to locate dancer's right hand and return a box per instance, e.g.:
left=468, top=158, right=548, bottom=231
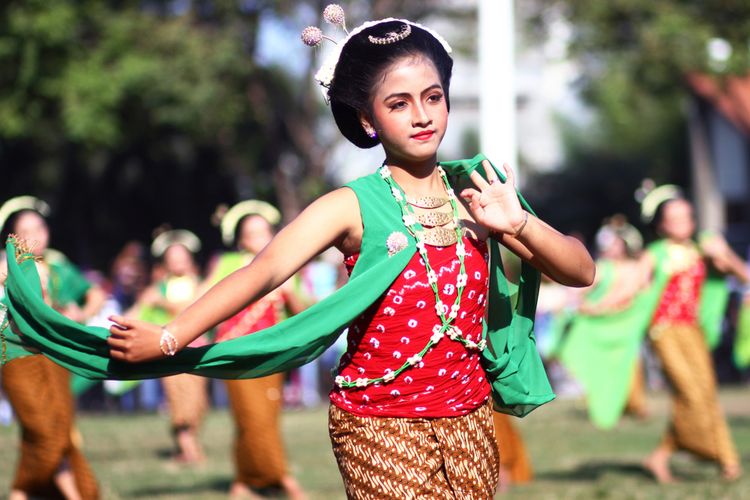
left=107, top=315, right=164, bottom=362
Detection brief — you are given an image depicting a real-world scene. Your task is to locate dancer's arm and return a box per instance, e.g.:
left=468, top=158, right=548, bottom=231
left=461, top=160, right=595, bottom=287
left=700, top=233, right=750, bottom=283
left=280, top=276, right=311, bottom=316
left=107, top=188, right=362, bottom=362
left=585, top=253, right=655, bottom=314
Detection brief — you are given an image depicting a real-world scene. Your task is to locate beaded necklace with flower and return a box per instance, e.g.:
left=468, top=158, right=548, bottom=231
left=335, top=164, right=486, bottom=390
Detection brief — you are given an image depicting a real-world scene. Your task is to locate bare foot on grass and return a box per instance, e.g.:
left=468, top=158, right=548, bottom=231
left=721, top=463, right=742, bottom=482
left=643, top=449, right=675, bottom=484
left=228, top=482, right=263, bottom=500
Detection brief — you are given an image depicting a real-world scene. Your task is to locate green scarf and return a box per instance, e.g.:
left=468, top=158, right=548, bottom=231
left=1, top=154, right=553, bottom=417
left=735, top=299, right=750, bottom=369
left=557, top=259, right=652, bottom=429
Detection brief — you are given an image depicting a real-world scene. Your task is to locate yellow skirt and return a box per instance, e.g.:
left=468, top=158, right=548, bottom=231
left=225, top=373, right=288, bottom=488
left=161, top=373, right=208, bottom=432
left=650, top=324, right=738, bottom=468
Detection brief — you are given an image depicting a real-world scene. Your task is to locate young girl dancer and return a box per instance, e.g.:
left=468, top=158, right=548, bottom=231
left=129, top=229, right=208, bottom=464
left=590, top=185, right=748, bottom=482
left=2, top=8, right=594, bottom=498
left=637, top=190, right=747, bottom=482
left=206, top=201, right=307, bottom=499
left=0, top=197, right=102, bottom=500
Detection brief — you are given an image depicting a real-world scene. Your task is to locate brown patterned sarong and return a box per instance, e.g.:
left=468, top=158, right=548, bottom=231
left=329, top=402, right=499, bottom=499
left=1, top=355, right=99, bottom=499
left=225, top=373, right=288, bottom=488
left=161, top=373, right=208, bottom=432
left=493, top=411, right=533, bottom=484
left=650, top=324, right=739, bottom=468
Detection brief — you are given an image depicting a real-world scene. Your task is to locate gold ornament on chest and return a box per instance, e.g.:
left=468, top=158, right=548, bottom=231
left=413, top=208, right=453, bottom=227
left=410, top=205, right=459, bottom=246
left=406, top=195, right=449, bottom=209
left=420, top=226, right=459, bottom=246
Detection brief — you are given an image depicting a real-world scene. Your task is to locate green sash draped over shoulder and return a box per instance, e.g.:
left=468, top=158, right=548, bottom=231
left=0, top=154, right=553, bottom=417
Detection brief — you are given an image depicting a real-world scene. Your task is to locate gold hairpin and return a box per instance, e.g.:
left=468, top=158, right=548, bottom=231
left=368, top=23, right=411, bottom=45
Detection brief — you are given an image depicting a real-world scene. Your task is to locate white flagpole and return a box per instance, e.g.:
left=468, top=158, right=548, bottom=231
left=479, top=0, right=517, bottom=180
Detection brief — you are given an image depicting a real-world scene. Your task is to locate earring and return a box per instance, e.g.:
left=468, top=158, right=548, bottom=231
left=365, top=128, right=377, bottom=139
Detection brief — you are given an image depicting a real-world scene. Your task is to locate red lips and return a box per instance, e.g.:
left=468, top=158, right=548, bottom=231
left=412, top=130, right=434, bottom=140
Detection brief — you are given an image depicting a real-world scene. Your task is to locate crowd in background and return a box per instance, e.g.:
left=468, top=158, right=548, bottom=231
left=1, top=212, right=749, bottom=421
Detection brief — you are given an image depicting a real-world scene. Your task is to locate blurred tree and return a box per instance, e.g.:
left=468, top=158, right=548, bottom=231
left=0, top=0, right=455, bottom=270
left=525, top=0, right=750, bottom=243
left=1, top=0, right=291, bottom=267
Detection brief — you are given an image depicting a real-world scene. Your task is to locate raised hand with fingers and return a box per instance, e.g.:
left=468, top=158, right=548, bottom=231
left=107, top=315, right=165, bottom=362
left=460, top=160, right=527, bottom=237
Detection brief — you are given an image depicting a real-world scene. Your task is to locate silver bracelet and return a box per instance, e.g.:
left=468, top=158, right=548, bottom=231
left=512, top=211, right=529, bottom=238
left=159, top=327, right=179, bottom=357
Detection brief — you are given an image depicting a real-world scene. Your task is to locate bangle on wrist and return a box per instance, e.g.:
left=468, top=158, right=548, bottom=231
left=512, top=211, right=529, bottom=238
left=159, top=327, right=179, bottom=357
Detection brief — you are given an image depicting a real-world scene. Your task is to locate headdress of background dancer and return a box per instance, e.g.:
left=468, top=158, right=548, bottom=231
left=214, top=200, right=281, bottom=247
left=0, top=196, right=50, bottom=237
left=150, top=228, right=202, bottom=258
left=635, top=179, right=684, bottom=225
left=595, top=214, right=643, bottom=258
left=301, top=4, right=454, bottom=149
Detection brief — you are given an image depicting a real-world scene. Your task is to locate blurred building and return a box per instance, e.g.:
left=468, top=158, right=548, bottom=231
left=687, top=73, right=750, bottom=254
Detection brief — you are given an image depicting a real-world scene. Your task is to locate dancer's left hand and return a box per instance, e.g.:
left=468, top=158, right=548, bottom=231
left=460, top=160, right=526, bottom=236
left=107, top=315, right=165, bottom=362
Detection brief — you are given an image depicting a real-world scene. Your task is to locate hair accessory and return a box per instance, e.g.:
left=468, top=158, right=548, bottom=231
left=595, top=214, right=643, bottom=255
left=300, top=5, right=452, bottom=102
left=636, top=179, right=683, bottom=223
left=0, top=196, right=50, bottom=234
left=300, top=4, right=348, bottom=48
left=159, top=327, right=179, bottom=356
left=323, top=4, right=347, bottom=32
left=368, top=22, right=411, bottom=45
left=301, top=26, right=325, bottom=47
left=218, top=200, right=281, bottom=247
left=150, top=229, right=201, bottom=258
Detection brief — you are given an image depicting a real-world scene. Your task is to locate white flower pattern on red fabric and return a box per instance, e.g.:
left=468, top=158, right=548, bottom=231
left=331, top=236, right=490, bottom=417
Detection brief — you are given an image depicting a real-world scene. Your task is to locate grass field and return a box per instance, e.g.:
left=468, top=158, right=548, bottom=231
left=1, top=388, right=749, bottom=499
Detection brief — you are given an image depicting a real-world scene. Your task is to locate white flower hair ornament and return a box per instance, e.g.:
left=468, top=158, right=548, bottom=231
left=300, top=5, right=453, bottom=102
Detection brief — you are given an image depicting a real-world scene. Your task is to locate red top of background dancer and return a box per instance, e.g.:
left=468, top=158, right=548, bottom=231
left=215, top=289, right=284, bottom=342
left=329, top=236, right=492, bottom=418
left=651, top=258, right=706, bottom=327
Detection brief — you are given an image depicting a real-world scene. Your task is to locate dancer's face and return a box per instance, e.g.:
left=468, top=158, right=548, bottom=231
left=163, top=244, right=194, bottom=277
left=361, top=55, right=448, bottom=166
left=601, top=237, right=627, bottom=259
left=658, top=199, right=695, bottom=241
left=239, top=215, right=274, bottom=254
left=13, top=211, right=49, bottom=256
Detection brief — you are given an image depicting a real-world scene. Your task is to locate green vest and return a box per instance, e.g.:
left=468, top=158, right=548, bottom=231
left=1, top=154, right=553, bottom=417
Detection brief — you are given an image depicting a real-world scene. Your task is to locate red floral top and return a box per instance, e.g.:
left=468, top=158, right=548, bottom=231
left=651, top=258, right=706, bottom=327
left=329, top=236, right=492, bottom=418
